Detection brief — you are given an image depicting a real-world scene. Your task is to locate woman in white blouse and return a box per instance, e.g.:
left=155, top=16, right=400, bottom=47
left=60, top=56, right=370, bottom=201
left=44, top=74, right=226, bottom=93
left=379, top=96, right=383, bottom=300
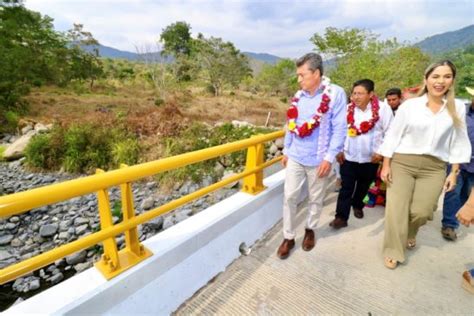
left=379, top=60, right=471, bottom=269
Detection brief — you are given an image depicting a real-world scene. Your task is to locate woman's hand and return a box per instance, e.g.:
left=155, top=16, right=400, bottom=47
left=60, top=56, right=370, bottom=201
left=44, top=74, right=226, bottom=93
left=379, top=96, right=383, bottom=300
left=380, top=157, right=392, bottom=185
left=444, top=172, right=457, bottom=192
left=380, top=164, right=392, bottom=184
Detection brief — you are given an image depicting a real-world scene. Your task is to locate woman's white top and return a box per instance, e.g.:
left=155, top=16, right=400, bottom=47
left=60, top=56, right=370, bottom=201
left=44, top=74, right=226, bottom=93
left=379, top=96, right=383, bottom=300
left=379, top=94, right=471, bottom=163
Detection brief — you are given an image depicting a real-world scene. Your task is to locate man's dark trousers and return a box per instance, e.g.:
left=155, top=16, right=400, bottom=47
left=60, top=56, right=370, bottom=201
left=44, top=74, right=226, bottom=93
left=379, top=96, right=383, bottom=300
left=335, top=160, right=379, bottom=220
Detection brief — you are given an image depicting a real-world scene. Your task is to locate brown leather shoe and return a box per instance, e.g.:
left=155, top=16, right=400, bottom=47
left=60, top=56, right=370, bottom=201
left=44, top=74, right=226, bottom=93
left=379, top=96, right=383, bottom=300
left=302, top=229, right=315, bottom=251
left=329, top=217, right=348, bottom=229
left=277, top=239, right=295, bottom=259
left=353, top=207, right=364, bottom=219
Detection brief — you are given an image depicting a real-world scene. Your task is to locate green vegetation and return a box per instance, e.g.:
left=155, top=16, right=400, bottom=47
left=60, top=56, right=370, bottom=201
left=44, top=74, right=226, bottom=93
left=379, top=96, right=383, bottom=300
left=0, top=2, right=102, bottom=124
left=312, top=27, right=431, bottom=96
left=440, top=45, right=474, bottom=97
left=157, top=122, right=274, bottom=186
left=24, top=124, right=141, bottom=173
left=0, top=144, right=6, bottom=161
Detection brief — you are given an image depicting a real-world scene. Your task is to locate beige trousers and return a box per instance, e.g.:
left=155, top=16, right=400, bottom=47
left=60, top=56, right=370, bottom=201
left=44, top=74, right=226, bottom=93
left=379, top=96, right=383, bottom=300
left=383, top=154, right=446, bottom=262
left=282, top=158, right=330, bottom=239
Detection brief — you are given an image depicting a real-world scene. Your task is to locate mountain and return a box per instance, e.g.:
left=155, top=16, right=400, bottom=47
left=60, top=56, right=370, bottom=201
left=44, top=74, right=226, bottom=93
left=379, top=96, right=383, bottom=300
left=242, top=52, right=281, bottom=64
left=414, top=24, right=474, bottom=54
left=81, top=44, right=282, bottom=65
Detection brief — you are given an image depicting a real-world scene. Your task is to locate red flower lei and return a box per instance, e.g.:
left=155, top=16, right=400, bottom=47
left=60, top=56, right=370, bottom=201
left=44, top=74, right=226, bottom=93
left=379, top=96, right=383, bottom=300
left=347, top=97, right=380, bottom=136
left=286, top=85, right=331, bottom=138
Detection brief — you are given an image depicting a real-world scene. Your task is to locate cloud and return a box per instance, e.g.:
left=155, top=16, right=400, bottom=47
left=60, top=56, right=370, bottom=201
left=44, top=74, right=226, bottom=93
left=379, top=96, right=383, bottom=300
left=25, top=0, right=474, bottom=58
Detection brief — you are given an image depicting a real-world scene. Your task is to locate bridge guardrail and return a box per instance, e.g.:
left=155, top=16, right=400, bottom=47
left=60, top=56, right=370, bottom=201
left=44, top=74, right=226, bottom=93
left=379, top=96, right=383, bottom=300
left=0, top=130, right=284, bottom=284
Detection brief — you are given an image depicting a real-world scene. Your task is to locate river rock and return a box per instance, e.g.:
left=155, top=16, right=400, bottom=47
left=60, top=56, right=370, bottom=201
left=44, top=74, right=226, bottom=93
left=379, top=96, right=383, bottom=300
left=39, top=223, right=59, bottom=237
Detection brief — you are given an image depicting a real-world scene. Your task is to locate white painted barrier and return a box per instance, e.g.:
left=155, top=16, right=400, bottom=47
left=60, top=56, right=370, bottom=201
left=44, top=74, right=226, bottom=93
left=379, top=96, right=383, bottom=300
left=5, top=170, right=286, bottom=315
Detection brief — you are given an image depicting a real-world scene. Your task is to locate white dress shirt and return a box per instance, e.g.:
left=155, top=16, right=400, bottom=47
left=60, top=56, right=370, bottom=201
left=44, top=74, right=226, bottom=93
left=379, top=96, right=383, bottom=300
left=344, top=100, right=394, bottom=163
left=379, top=94, right=471, bottom=164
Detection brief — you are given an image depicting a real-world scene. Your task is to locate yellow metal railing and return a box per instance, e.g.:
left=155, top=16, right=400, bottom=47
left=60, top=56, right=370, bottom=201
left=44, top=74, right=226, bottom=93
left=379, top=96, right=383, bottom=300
left=0, top=130, right=284, bottom=284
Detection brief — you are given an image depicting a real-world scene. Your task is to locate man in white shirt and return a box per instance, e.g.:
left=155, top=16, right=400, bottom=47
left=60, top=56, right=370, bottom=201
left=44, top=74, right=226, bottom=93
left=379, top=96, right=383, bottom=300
left=330, top=79, right=394, bottom=229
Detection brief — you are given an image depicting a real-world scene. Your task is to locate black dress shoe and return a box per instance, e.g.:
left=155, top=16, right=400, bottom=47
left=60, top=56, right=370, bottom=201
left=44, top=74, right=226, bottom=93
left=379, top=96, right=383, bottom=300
left=353, top=208, right=364, bottom=219
left=329, top=217, right=348, bottom=229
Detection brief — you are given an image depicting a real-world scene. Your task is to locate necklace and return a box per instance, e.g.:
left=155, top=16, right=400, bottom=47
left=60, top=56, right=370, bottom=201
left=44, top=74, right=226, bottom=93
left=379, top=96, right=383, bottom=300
left=286, top=76, right=332, bottom=138
left=347, top=97, right=380, bottom=137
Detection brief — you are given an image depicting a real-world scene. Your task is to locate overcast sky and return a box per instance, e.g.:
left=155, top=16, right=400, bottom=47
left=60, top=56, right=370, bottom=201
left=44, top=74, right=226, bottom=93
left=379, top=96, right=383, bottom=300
left=26, top=0, right=474, bottom=58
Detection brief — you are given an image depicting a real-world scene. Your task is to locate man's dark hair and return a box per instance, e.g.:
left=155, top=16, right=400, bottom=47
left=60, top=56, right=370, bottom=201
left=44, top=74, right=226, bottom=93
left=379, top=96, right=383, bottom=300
left=352, top=79, right=375, bottom=93
left=385, top=87, right=402, bottom=98
left=296, top=53, right=323, bottom=76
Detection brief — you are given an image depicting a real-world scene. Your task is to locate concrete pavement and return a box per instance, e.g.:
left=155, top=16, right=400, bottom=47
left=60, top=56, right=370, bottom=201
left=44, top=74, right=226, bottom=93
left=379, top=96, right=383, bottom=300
left=176, top=178, right=474, bottom=315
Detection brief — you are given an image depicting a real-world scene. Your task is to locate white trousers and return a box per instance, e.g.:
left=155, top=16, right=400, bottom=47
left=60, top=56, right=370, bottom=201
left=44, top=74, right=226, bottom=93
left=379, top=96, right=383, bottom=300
left=282, top=158, right=330, bottom=239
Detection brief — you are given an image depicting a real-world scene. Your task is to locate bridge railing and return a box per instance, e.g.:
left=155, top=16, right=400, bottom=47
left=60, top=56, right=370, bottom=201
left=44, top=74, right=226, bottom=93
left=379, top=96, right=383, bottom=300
left=0, top=130, right=284, bottom=284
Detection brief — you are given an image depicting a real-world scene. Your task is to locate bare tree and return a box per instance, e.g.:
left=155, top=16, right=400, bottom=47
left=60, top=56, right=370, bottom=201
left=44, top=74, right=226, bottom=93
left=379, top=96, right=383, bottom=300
left=134, top=42, right=170, bottom=99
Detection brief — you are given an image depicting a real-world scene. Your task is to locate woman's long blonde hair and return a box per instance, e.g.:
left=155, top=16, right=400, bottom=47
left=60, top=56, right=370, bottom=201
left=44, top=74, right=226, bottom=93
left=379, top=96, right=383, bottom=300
left=418, top=60, right=462, bottom=127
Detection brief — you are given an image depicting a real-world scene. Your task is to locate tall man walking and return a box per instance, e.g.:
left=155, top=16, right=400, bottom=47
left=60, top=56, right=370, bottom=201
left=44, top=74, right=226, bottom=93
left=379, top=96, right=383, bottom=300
left=278, top=53, right=347, bottom=259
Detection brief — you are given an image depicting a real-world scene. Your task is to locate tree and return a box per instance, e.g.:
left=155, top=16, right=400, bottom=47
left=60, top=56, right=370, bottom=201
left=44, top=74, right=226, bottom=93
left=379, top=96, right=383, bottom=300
left=310, top=27, right=377, bottom=59
left=159, top=21, right=192, bottom=57
left=329, top=44, right=430, bottom=97
left=0, top=3, right=67, bottom=111
left=194, top=35, right=251, bottom=96
left=135, top=43, right=173, bottom=99
left=309, top=27, right=430, bottom=96
left=441, top=45, right=474, bottom=97
left=256, top=59, right=297, bottom=96
left=65, top=23, right=103, bottom=88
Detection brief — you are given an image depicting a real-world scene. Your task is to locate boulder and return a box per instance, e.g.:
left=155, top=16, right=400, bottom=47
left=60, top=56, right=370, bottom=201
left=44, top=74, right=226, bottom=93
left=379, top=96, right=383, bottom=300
left=3, top=130, right=38, bottom=161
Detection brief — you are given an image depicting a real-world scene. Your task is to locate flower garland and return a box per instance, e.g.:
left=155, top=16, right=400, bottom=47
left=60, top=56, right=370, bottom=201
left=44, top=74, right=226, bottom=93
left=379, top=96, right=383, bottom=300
left=347, top=97, right=380, bottom=137
left=286, top=76, right=332, bottom=138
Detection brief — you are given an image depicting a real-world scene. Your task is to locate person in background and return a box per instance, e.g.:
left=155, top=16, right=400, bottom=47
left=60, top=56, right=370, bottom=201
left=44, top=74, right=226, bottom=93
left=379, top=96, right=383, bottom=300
left=379, top=60, right=471, bottom=269
left=278, top=53, right=347, bottom=259
left=441, top=86, right=474, bottom=241
left=455, top=187, right=474, bottom=294
left=385, top=88, right=402, bottom=115
left=330, top=79, right=393, bottom=229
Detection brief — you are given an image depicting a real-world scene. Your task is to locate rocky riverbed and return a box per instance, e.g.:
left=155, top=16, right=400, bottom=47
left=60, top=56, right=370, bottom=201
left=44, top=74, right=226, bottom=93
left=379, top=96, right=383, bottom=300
left=0, top=160, right=243, bottom=310
left=0, top=131, right=284, bottom=310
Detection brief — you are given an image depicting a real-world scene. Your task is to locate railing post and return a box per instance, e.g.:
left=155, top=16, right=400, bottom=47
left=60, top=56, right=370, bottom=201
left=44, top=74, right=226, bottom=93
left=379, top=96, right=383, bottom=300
left=95, top=166, right=153, bottom=280
left=120, top=164, right=152, bottom=259
left=241, top=136, right=266, bottom=195
left=94, top=169, right=121, bottom=276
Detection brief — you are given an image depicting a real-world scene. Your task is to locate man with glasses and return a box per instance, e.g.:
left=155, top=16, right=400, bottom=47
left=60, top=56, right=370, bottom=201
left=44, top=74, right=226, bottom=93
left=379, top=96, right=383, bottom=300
left=330, top=79, right=393, bottom=229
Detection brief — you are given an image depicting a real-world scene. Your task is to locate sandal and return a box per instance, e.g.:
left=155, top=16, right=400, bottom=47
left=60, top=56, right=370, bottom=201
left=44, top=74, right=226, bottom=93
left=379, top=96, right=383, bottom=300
left=462, top=270, right=474, bottom=295
left=407, top=238, right=416, bottom=249
left=384, top=257, right=398, bottom=269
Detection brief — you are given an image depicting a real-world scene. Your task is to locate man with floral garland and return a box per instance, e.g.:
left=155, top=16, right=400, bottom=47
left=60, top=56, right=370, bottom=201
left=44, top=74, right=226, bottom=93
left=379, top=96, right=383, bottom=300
left=330, top=79, right=393, bottom=229
left=277, top=53, right=347, bottom=259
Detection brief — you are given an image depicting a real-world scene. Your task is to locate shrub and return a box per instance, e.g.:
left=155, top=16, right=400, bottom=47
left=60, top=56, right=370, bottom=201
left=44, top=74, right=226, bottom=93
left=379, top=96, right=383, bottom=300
left=3, top=110, right=20, bottom=132
left=112, top=138, right=141, bottom=166
left=154, top=98, right=165, bottom=107
left=25, top=126, right=66, bottom=169
left=25, top=124, right=141, bottom=173
left=157, top=122, right=273, bottom=185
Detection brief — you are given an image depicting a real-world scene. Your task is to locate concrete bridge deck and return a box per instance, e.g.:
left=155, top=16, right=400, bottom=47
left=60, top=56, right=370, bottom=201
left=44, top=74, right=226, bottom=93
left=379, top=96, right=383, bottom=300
left=176, top=182, right=474, bottom=315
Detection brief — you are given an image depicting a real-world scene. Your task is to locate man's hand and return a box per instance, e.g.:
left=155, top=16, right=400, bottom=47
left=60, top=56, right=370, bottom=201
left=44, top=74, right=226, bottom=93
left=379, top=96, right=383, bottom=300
left=281, top=155, right=289, bottom=168
left=317, top=160, right=331, bottom=178
left=371, top=154, right=383, bottom=164
left=336, top=152, right=345, bottom=165
left=456, top=202, right=474, bottom=227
